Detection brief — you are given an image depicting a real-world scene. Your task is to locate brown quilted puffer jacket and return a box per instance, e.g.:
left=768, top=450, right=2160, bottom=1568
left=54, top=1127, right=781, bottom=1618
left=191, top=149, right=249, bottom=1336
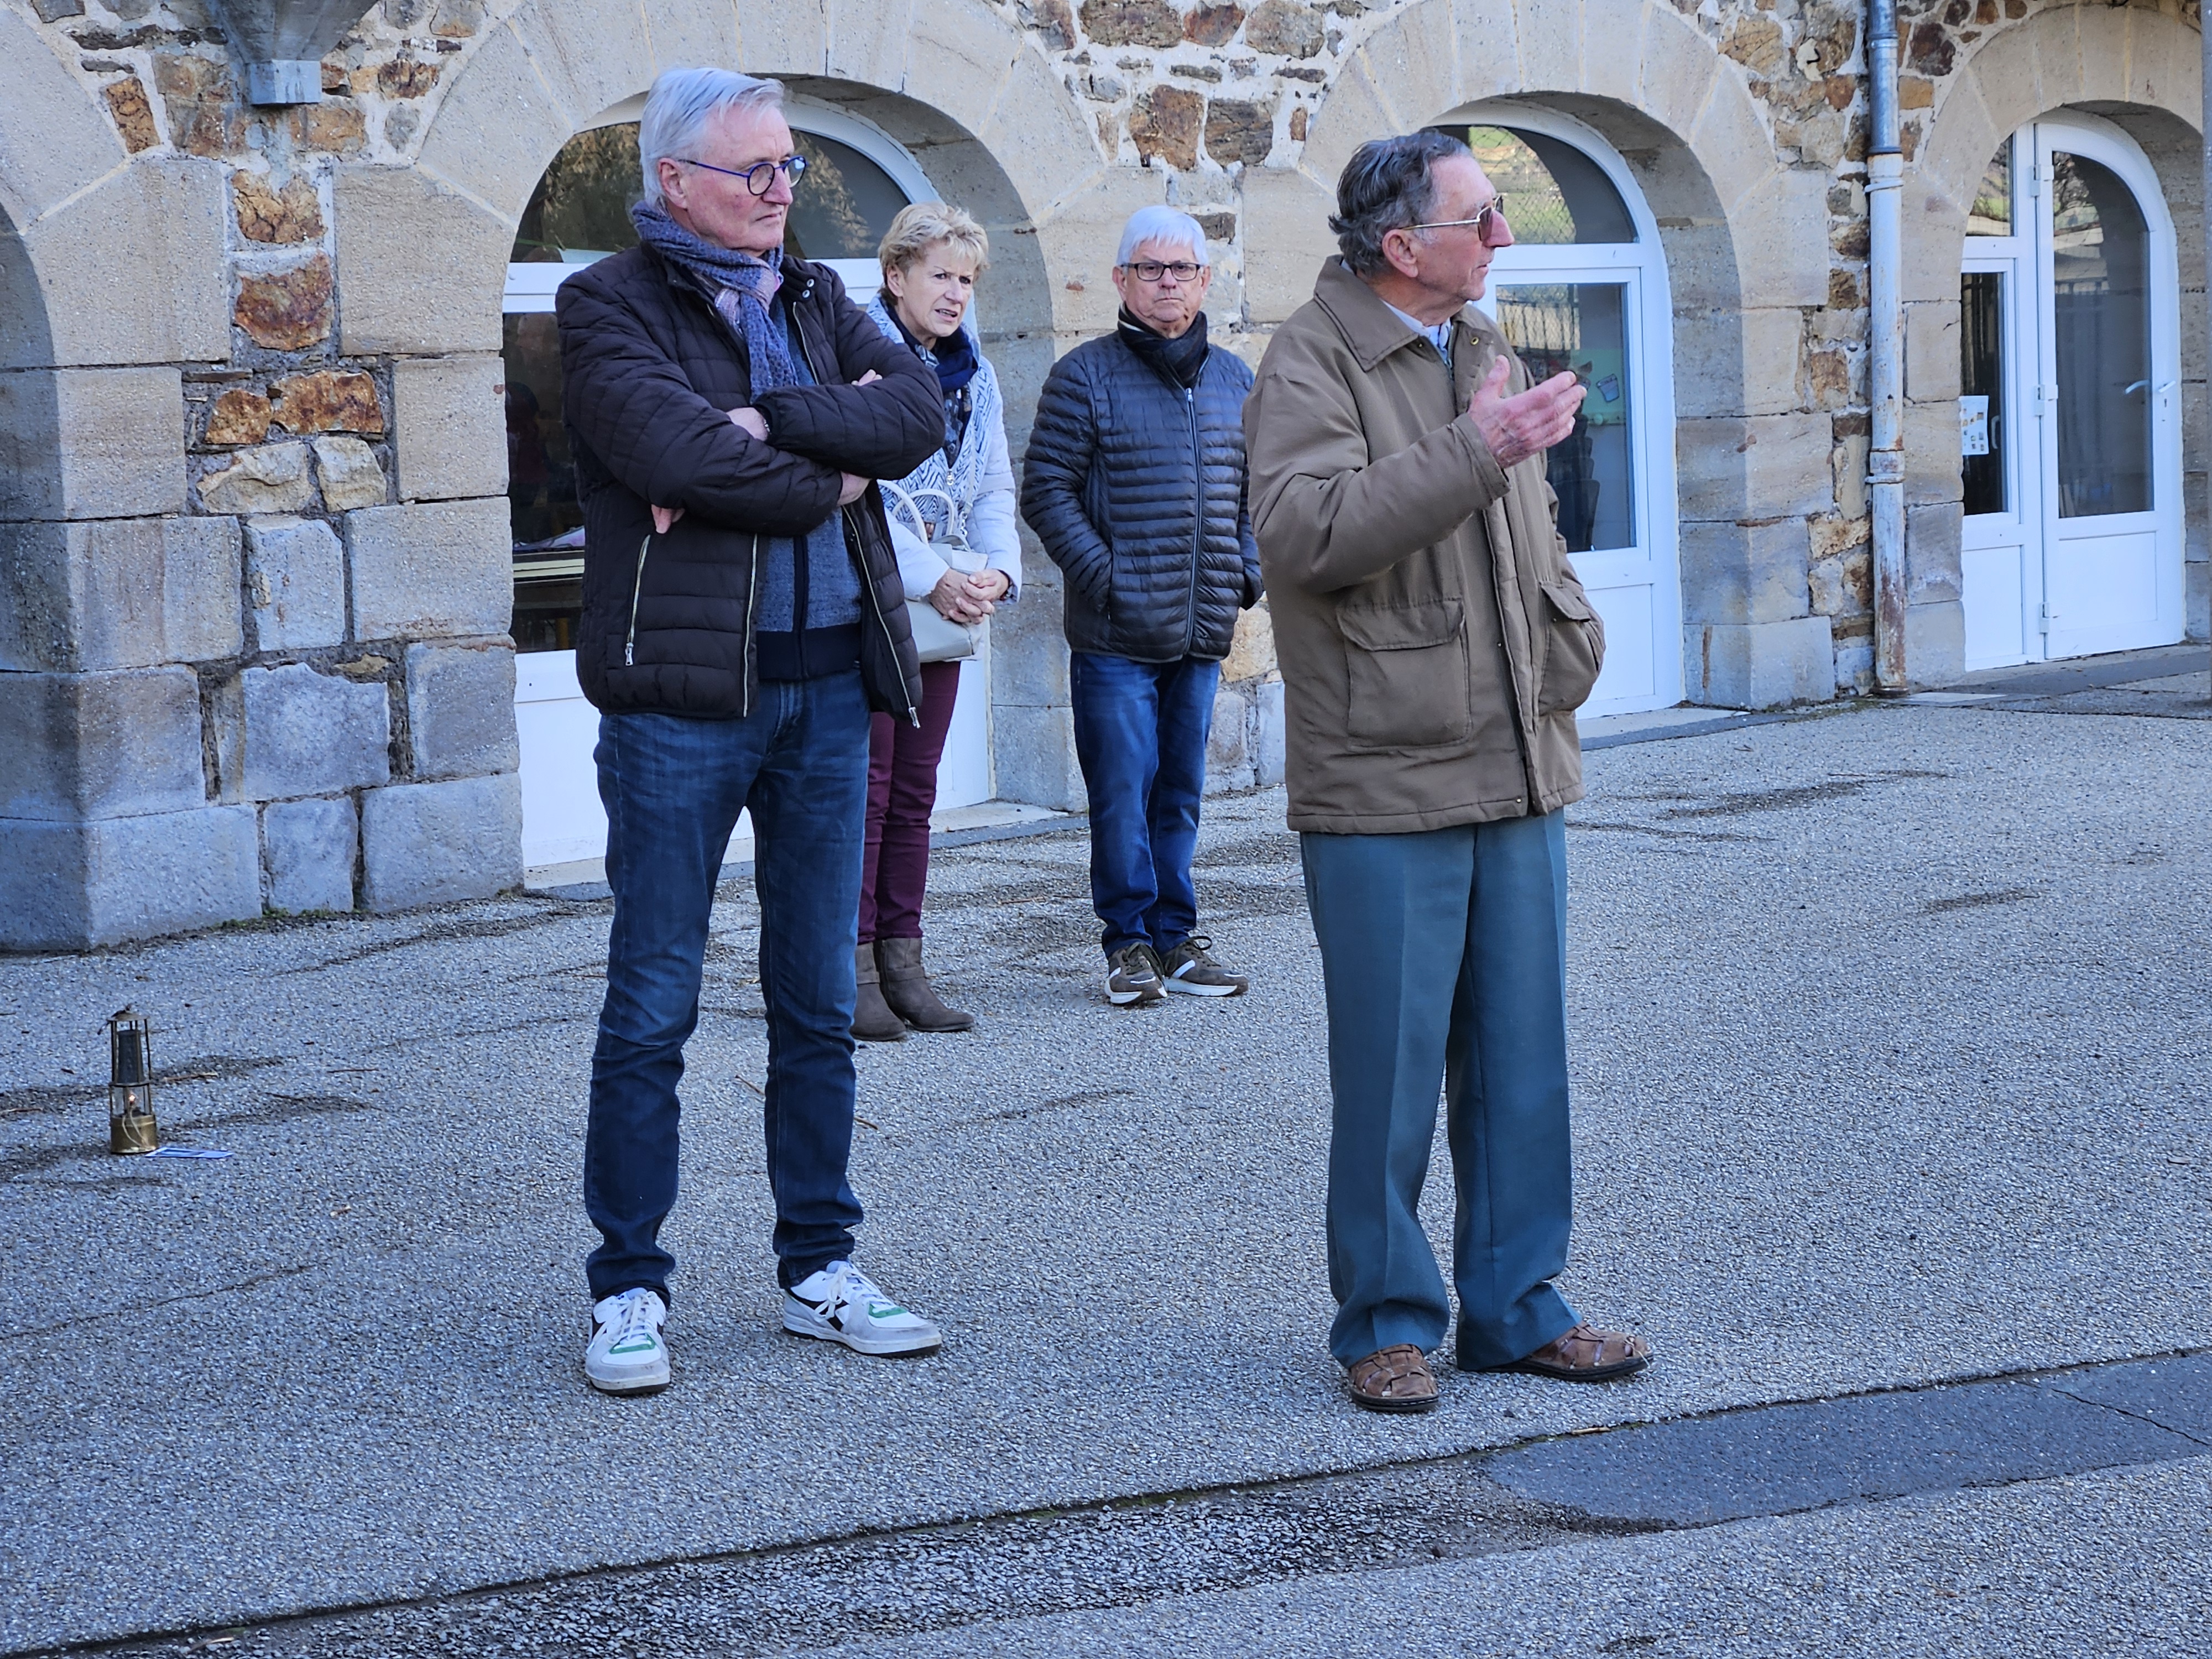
left=556, top=246, right=942, bottom=721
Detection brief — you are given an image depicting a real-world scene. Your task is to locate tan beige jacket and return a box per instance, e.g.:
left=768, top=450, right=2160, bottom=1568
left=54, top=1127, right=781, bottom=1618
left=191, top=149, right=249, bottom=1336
left=1245, top=259, right=1604, bottom=834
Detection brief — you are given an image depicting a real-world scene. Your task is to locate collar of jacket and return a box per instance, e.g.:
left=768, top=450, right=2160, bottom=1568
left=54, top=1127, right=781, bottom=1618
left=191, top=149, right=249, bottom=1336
left=643, top=239, right=823, bottom=311
left=1309, top=256, right=1483, bottom=377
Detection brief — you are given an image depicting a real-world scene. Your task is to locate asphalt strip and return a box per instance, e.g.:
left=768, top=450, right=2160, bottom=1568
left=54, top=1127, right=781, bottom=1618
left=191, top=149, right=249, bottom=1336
left=51, top=1349, right=2212, bottom=1659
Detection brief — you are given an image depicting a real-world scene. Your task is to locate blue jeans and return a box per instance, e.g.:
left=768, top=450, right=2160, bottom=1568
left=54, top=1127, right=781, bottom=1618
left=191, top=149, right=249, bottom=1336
left=584, top=673, right=871, bottom=1302
left=1299, top=812, right=1580, bottom=1369
left=1068, top=651, right=1220, bottom=958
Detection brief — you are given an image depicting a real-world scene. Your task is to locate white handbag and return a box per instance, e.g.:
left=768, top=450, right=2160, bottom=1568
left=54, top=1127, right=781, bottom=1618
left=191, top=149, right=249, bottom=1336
left=880, top=481, right=983, bottom=665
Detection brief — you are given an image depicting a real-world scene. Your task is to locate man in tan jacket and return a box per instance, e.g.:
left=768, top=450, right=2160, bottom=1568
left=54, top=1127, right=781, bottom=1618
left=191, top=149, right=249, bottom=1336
left=1245, top=130, right=1652, bottom=1412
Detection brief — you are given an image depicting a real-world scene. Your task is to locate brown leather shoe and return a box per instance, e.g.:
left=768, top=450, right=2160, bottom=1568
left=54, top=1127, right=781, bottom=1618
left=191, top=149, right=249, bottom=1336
left=851, top=942, right=907, bottom=1043
left=876, top=936, right=976, bottom=1033
left=1498, top=1323, right=1652, bottom=1383
left=1344, top=1344, right=1439, bottom=1413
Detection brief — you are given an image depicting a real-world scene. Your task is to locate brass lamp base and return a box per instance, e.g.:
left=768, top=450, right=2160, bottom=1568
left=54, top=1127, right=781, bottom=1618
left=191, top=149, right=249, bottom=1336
left=109, top=1113, right=160, bottom=1156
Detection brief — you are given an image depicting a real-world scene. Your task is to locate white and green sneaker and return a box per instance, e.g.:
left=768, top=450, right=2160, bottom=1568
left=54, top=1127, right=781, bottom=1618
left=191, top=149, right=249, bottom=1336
left=585, top=1287, right=670, bottom=1395
left=783, top=1261, right=942, bottom=1357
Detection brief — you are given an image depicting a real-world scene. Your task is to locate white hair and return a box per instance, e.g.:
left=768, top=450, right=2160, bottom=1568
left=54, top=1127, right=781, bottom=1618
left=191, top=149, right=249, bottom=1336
left=638, top=67, right=785, bottom=208
left=1115, top=206, right=1209, bottom=268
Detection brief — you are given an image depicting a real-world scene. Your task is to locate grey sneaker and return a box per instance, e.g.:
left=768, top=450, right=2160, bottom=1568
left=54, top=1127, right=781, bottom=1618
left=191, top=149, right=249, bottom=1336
left=1105, top=943, right=1165, bottom=1006
left=1157, top=935, right=1248, bottom=997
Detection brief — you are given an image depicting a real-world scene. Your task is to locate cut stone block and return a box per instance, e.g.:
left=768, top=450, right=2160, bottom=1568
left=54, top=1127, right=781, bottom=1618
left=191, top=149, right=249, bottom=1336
left=199, top=442, right=314, bottom=516
left=392, top=355, right=507, bottom=502
left=1254, top=677, right=1286, bottom=789
left=0, top=805, right=260, bottom=951
left=244, top=515, right=346, bottom=651
left=262, top=795, right=357, bottom=913
left=312, top=435, right=388, bottom=512
left=1676, top=413, right=1837, bottom=523
left=0, top=667, right=206, bottom=822
left=1205, top=683, right=1254, bottom=795
left=0, top=367, right=186, bottom=520
left=344, top=497, right=513, bottom=641
left=1686, top=616, right=1837, bottom=710
left=405, top=639, right=518, bottom=779
left=358, top=771, right=521, bottom=911
left=1678, top=518, right=1812, bottom=628
left=993, top=702, right=1085, bottom=813
left=1905, top=600, right=1966, bottom=687
left=0, top=515, right=241, bottom=671
left=331, top=166, right=509, bottom=354
left=226, top=662, right=391, bottom=802
left=1, top=158, right=229, bottom=371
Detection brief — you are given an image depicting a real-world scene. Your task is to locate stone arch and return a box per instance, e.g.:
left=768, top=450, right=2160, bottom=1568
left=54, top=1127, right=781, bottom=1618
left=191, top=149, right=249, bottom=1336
left=1294, top=0, right=1839, bottom=705
left=340, top=0, right=1118, bottom=409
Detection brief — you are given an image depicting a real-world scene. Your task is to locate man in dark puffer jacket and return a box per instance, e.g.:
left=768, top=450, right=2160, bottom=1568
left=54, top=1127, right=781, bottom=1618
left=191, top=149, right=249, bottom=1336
left=1020, top=207, right=1264, bottom=1009
left=557, top=69, right=947, bottom=1395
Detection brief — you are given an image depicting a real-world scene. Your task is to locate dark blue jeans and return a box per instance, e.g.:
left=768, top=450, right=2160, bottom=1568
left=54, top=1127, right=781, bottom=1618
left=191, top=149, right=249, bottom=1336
left=584, top=672, right=871, bottom=1303
left=1068, top=651, right=1220, bottom=958
left=1299, top=812, right=1580, bottom=1369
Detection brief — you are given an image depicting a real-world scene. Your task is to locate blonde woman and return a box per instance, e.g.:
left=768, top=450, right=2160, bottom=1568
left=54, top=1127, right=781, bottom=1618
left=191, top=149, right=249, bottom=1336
left=851, top=202, right=1021, bottom=1041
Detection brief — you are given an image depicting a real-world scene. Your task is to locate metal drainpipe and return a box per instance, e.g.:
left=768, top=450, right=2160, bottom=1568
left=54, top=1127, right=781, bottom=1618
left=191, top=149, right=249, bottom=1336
left=1866, top=0, right=1908, bottom=692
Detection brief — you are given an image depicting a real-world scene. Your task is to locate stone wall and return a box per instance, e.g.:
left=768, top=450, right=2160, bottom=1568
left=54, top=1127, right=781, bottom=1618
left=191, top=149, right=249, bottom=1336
left=1, top=0, right=2206, bottom=946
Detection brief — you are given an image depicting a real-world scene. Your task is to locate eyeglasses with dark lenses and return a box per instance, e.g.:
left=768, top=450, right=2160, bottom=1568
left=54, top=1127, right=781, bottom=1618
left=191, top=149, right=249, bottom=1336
left=1123, top=260, right=1203, bottom=283
left=1407, top=196, right=1510, bottom=240
left=674, top=153, right=809, bottom=197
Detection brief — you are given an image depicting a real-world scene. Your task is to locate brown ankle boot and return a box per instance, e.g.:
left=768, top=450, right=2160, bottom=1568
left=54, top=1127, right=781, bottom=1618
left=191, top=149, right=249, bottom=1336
left=875, top=937, right=975, bottom=1032
left=851, top=941, right=907, bottom=1042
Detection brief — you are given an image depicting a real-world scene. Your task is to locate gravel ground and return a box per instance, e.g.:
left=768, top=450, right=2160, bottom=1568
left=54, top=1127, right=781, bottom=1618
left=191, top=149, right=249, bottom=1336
left=811, top=1453, right=2212, bottom=1657
left=4, top=697, right=2210, bottom=1650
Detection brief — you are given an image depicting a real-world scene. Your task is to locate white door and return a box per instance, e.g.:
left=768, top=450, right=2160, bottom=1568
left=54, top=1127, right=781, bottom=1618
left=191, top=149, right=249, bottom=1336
left=1449, top=107, right=1682, bottom=716
left=503, top=102, right=993, bottom=873
left=1960, top=117, right=2183, bottom=669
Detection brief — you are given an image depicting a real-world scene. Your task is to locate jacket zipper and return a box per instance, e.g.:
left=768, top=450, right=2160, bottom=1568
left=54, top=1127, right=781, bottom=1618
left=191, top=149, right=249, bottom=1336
left=792, top=294, right=921, bottom=728
left=623, top=531, right=651, bottom=666
left=1181, top=382, right=1202, bottom=659
left=741, top=533, right=759, bottom=717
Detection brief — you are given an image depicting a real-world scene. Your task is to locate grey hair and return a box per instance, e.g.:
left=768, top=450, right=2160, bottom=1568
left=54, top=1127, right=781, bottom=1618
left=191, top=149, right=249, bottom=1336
left=1329, top=131, right=1472, bottom=275
left=1115, top=205, right=1209, bottom=268
left=638, top=67, right=786, bottom=208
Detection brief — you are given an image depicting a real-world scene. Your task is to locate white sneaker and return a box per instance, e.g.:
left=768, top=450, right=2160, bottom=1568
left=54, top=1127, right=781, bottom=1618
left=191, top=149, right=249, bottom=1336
left=783, top=1261, right=942, bottom=1357
left=585, top=1288, right=670, bottom=1394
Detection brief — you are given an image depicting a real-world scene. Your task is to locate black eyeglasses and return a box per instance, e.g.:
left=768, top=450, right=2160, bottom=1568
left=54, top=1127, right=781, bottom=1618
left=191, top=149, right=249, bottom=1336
left=674, top=153, right=808, bottom=196
left=1407, top=195, right=1510, bottom=241
left=1120, top=259, right=1204, bottom=284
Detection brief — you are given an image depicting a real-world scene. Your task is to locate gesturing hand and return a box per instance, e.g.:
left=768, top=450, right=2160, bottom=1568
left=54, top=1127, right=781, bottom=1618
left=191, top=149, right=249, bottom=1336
left=1465, top=355, right=1585, bottom=471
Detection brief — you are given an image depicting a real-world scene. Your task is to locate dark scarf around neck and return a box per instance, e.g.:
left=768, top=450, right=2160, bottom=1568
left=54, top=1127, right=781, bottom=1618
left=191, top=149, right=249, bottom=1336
left=630, top=200, right=797, bottom=397
left=882, top=297, right=982, bottom=396
left=1117, top=306, right=1209, bottom=389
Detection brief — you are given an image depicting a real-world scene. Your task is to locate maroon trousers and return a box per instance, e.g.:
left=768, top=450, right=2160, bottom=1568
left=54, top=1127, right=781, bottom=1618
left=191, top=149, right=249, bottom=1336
left=859, top=659, right=963, bottom=943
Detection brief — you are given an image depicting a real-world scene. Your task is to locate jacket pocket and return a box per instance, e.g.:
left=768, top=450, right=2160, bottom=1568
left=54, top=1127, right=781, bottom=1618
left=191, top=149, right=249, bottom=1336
left=1339, top=597, right=1472, bottom=749
left=1535, top=580, right=1605, bottom=715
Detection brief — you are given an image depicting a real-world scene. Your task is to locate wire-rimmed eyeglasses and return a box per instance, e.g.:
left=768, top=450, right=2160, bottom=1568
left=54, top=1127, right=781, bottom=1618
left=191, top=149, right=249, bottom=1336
left=674, top=153, right=809, bottom=196
left=1407, top=195, right=1510, bottom=241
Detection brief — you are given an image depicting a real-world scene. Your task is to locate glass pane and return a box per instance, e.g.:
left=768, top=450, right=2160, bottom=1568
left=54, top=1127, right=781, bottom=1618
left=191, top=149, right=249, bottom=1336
left=785, top=131, right=910, bottom=263
left=1434, top=126, right=1635, bottom=245
left=2051, top=152, right=2152, bottom=517
left=1967, top=140, right=2011, bottom=236
left=514, top=124, right=641, bottom=263
left=503, top=314, right=585, bottom=653
left=1959, top=270, right=2005, bottom=515
left=1494, top=282, right=1634, bottom=552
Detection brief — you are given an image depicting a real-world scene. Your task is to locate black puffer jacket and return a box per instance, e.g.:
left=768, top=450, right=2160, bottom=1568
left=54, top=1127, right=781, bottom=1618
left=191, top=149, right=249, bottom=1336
left=556, top=246, right=942, bottom=719
left=1019, top=333, right=1262, bottom=663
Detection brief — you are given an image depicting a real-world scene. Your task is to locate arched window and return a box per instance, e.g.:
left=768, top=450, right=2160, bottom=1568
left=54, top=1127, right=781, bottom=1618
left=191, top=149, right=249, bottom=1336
left=1431, top=109, right=1679, bottom=716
